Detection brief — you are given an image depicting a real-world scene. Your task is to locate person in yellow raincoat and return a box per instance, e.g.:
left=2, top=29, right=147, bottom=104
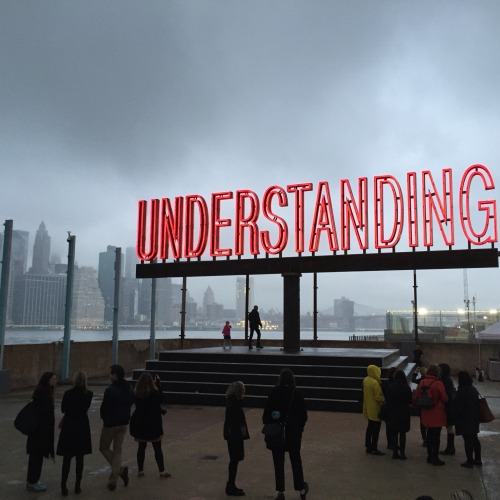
left=363, top=364, right=386, bottom=455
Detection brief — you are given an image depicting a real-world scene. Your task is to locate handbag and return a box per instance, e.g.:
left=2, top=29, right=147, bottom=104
left=262, top=422, right=285, bottom=448
left=14, top=400, right=38, bottom=435
left=262, top=389, right=295, bottom=450
left=478, top=395, right=495, bottom=423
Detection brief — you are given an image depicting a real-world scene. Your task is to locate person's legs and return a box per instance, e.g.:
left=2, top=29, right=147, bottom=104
left=370, top=420, right=382, bottom=453
left=289, top=447, right=305, bottom=491
left=152, top=441, right=166, bottom=472
left=420, top=422, right=427, bottom=445
left=99, top=426, right=114, bottom=468
left=427, top=427, right=444, bottom=465
left=473, top=434, right=482, bottom=464
left=256, top=328, right=262, bottom=347
left=61, top=455, right=72, bottom=493
left=399, top=433, right=407, bottom=459
left=27, top=453, right=44, bottom=485
left=365, top=420, right=373, bottom=452
left=137, top=442, right=147, bottom=472
left=271, top=449, right=286, bottom=493
left=75, top=455, right=83, bottom=493
left=228, top=459, right=238, bottom=485
left=99, top=425, right=127, bottom=487
left=462, top=434, right=474, bottom=464
left=440, top=425, right=455, bottom=455
left=249, top=329, right=254, bottom=348
left=388, top=428, right=398, bottom=457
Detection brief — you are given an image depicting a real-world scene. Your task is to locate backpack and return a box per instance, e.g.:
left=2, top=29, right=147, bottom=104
left=415, top=380, right=435, bottom=409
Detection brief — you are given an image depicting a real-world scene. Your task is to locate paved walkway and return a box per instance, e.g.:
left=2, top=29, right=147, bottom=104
left=1, top=379, right=500, bottom=500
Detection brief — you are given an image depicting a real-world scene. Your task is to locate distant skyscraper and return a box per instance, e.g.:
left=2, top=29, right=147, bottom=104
left=334, top=296, right=355, bottom=332
left=12, top=273, right=66, bottom=325
left=72, top=266, right=105, bottom=328
left=125, top=246, right=139, bottom=279
left=98, top=245, right=124, bottom=323
left=1, top=228, right=30, bottom=324
left=203, top=286, right=215, bottom=315
left=236, top=277, right=254, bottom=321
left=30, top=221, right=51, bottom=275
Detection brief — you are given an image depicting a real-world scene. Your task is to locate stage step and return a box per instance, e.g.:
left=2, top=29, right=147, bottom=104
left=132, top=346, right=415, bottom=413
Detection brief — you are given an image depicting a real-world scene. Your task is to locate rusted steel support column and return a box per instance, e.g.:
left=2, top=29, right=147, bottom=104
left=282, top=272, right=301, bottom=353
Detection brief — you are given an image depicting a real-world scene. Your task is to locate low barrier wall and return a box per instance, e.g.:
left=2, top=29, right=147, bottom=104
left=3, top=338, right=500, bottom=390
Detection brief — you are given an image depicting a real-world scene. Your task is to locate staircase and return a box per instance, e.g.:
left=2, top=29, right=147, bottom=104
left=132, top=346, right=415, bottom=412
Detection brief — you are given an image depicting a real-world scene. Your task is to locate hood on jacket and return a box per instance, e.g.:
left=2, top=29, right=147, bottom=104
left=366, top=364, right=381, bottom=383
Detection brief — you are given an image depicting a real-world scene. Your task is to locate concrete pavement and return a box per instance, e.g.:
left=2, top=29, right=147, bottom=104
left=1, top=379, right=500, bottom=500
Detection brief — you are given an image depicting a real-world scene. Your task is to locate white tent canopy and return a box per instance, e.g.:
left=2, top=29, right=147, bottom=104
left=477, top=321, right=500, bottom=340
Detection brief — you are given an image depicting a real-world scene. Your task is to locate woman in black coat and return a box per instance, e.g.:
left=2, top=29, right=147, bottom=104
left=129, top=372, right=169, bottom=478
left=262, top=368, right=309, bottom=500
left=439, top=363, right=457, bottom=455
left=223, top=381, right=249, bottom=497
left=454, top=371, right=482, bottom=468
left=385, top=369, right=412, bottom=459
left=26, top=371, right=57, bottom=492
left=56, top=371, right=93, bottom=496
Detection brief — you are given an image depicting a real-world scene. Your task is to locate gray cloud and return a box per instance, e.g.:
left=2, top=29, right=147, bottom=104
left=1, top=1, right=499, bottom=313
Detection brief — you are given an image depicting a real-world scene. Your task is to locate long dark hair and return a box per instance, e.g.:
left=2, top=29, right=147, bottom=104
left=278, top=368, right=296, bottom=388
left=34, top=371, right=56, bottom=403
left=458, top=371, right=473, bottom=387
left=394, top=369, right=409, bottom=386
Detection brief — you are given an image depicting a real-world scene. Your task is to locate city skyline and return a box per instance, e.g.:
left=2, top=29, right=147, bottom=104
left=2, top=3, right=500, bottom=315
left=2, top=219, right=500, bottom=317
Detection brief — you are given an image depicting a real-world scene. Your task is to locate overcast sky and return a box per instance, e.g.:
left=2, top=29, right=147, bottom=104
left=1, top=1, right=500, bottom=317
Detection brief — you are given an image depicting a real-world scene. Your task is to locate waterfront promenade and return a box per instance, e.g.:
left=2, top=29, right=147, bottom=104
left=1, top=379, right=500, bottom=499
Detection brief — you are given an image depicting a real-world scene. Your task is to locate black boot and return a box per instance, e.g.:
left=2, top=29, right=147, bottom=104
left=225, top=482, right=245, bottom=496
left=439, top=433, right=456, bottom=455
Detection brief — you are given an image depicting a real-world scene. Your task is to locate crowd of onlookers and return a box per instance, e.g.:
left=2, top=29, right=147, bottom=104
left=18, top=351, right=486, bottom=500
left=19, top=365, right=309, bottom=499
left=363, top=356, right=484, bottom=470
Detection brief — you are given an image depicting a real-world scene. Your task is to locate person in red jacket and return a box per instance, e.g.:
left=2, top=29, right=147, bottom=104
left=413, top=364, right=449, bottom=465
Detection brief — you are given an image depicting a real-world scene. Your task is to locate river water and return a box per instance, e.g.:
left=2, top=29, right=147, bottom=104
left=3, top=329, right=383, bottom=345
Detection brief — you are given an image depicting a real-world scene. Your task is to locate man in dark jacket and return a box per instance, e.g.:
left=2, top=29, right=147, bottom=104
left=248, top=305, right=263, bottom=350
left=99, top=364, right=135, bottom=491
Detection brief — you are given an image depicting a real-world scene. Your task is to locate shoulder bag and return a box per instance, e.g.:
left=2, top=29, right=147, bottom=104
left=14, top=400, right=38, bottom=435
left=478, top=393, right=495, bottom=423
left=262, top=389, right=295, bottom=449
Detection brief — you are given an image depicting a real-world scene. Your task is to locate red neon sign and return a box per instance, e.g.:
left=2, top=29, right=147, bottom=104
left=136, top=165, right=498, bottom=262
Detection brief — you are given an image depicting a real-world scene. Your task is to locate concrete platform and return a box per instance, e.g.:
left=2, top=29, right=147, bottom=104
left=1, top=379, right=499, bottom=500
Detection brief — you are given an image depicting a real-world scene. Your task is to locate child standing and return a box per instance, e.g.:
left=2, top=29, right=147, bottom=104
left=222, top=321, right=232, bottom=349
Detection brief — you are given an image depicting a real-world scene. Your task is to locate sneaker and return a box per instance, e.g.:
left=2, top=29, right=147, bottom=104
left=26, top=482, right=47, bottom=492
left=159, top=471, right=171, bottom=479
left=461, top=462, right=473, bottom=468
left=473, top=459, right=483, bottom=466
left=119, top=466, right=129, bottom=487
left=256, top=345, right=263, bottom=349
